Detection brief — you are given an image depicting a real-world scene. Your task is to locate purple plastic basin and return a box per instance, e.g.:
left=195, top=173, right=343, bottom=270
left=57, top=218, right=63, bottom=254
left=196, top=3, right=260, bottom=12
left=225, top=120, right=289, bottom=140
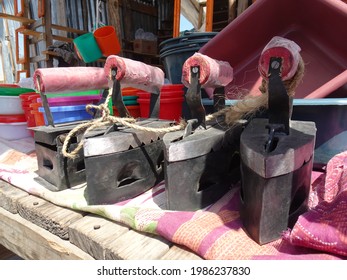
left=199, top=0, right=347, bottom=99
left=37, top=94, right=101, bottom=106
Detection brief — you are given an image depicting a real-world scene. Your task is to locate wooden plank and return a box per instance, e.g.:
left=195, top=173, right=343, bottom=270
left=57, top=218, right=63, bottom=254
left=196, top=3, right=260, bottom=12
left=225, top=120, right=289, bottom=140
left=0, top=207, right=93, bottom=260
left=0, top=244, right=19, bottom=260
left=0, top=12, right=35, bottom=24
left=30, top=54, right=48, bottom=63
left=69, top=214, right=129, bottom=260
left=108, top=0, right=122, bottom=50
left=51, top=24, right=86, bottom=35
left=228, top=0, right=237, bottom=22
left=205, top=0, right=214, bottom=32
left=237, top=0, right=250, bottom=16
left=20, top=29, right=44, bottom=39
left=105, top=230, right=171, bottom=260
left=52, top=34, right=74, bottom=43
left=29, top=18, right=44, bottom=30
left=161, top=245, right=204, bottom=260
left=17, top=195, right=84, bottom=240
left=118, top=0, right=157, bottom=16
left=0, top=181, right=29, bottom=214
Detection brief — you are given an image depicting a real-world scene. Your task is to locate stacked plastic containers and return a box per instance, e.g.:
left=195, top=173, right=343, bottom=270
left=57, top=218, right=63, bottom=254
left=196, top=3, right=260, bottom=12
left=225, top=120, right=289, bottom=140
left=112, top=87, right=141, bottom=118
left=0, top=85, right=35, bottom=139
left=36, top=90, right=102, bottom=125
left=137, top=84, right=185, bottom=122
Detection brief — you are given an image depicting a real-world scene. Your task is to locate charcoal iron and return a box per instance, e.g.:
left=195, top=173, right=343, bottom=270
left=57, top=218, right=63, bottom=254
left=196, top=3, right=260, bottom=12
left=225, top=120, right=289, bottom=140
left=163, top=66, right=242, bottom=211
left=83, top=67, right=173, bottom=204
left=32, top=76, right=103, bottom=191
left=32, top=124, right=86, bottom=191
left=239, top=57, right=316, bottom=244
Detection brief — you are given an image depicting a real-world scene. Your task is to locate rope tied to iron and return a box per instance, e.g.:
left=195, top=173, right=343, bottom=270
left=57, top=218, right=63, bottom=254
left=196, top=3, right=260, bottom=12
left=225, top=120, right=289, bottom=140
left=61, top=87, right=186, bottom=159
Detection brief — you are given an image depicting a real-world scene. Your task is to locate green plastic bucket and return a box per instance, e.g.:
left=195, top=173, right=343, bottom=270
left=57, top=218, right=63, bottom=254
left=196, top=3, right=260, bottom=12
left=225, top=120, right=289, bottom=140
left=0, top=87, right=35, bottom=96
left=46, top=89, right=101, bottom=98
left=73, top=33, right=102, bottom=63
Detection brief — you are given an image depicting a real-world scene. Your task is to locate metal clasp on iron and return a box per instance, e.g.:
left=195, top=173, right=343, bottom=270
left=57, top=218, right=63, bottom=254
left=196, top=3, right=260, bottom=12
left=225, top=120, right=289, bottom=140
left=184, top=66, right=207, bottom=137
left=264, top=57, right=292, bottom=153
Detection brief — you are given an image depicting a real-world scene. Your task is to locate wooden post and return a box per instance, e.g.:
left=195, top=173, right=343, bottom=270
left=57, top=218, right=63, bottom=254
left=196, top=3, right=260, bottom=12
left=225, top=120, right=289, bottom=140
left=228, top=0, right=237, bottom=22
left=108, top=0, right=122, bottom=53
left=44, top=0, right=53, bottom=67
left=205, top=0, right=214, bottom=32
left=173, top=0, right=181, bottom=37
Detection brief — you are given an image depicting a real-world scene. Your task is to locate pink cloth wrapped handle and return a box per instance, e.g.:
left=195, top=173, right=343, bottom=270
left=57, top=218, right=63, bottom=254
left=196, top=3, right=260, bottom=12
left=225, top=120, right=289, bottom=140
left=258, top=36, right=301, bottom=81
left=104, top=55, right=164, bottom=92
left=33, top=67, right=109, bottom=93
left=181, top=52, right=233, bottom=89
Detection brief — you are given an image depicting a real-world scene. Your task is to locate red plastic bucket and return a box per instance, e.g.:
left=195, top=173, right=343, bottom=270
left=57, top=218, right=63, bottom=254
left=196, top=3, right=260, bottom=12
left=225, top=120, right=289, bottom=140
left=94, top=26, right=121, bottom=57
left=138, top=97, right=184, bottom=122
left=137, top=84, right=185, bottom=99
left=112, top=105, right=141, bottom=118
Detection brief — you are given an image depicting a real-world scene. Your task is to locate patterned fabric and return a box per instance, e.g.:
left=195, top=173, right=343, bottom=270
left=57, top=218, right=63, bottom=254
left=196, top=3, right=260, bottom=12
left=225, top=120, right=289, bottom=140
left=0, top=137, right=346, bottom=260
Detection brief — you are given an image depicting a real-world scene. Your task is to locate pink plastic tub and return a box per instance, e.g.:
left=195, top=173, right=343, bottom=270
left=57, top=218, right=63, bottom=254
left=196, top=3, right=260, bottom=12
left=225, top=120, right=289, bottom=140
left=199, top=0, right=347, bottom=99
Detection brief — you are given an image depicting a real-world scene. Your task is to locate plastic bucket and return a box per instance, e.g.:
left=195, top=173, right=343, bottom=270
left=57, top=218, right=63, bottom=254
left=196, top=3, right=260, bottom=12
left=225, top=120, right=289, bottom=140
left=159, top=32, right=217, bottom=84
left=160, top=46, right=202, bottom=84
left=37, top=95, right=101, bottom=107
left=159, top=32, right=217, bottom=53
left=30, top=102, right=44, bottom=126
left=137, top=84, right=185, bottom=99
left=0, top=114, right=31, bottom=140
left=113, top=105, right=141, bottom=118
left=39, top=104, right=93, bottom=125
left=138, top=97, right=184, bottom=122
left=73, top=32, right=102, bottom=63
left=0, top=87, right=35, bottom=96
left=94, top=26, right=121, bottom=57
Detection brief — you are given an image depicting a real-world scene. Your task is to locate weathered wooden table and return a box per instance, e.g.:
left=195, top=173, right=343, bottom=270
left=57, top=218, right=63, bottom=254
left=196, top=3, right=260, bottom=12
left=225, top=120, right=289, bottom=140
left=0, top=179, right=202, bottom=260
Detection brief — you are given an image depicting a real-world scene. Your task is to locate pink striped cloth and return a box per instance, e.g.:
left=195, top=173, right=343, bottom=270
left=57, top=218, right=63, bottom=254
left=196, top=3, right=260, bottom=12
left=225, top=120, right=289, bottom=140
left=104, top=55, right=164, bottom=92
left=33, top=67, right=109, bottom=93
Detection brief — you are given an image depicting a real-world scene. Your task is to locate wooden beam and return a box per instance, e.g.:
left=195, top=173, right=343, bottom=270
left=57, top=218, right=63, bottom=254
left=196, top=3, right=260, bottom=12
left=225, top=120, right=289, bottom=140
left=52, top=35, right=74, bottom=43
left=173, top=0, right=181, bottom=37
left=0, top=12, right=35, bottom=24
left=205, top=0, right=214, bottom=32
left=20, top=29, right=43, bottom=38
left=29, top=17, right=44, bottom=30
left=44, top=0, right=53, bottom=67
left=0, top=207, right=93, bottom=260
left=228, top=0, right=237, bottom=22
left=118, top=0, right=157, bottom=17
left=108, top=0, right=122, bottom=49
left=51, top=24, right=86, bottom=35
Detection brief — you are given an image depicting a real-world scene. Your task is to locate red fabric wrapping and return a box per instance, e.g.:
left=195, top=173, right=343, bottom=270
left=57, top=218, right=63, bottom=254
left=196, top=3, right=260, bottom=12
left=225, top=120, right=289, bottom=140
left=33, top=67, right=109, bottom=93
left=182, top=52, right=233, bottom=89
left=104, top=55, right=164, bottom=92
left=258, top=36, right=301, bottom=81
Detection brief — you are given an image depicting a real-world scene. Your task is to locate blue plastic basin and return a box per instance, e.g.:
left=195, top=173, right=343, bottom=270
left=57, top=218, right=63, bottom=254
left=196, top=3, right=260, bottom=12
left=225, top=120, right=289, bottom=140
left=39, top=104, right=93, bottom=125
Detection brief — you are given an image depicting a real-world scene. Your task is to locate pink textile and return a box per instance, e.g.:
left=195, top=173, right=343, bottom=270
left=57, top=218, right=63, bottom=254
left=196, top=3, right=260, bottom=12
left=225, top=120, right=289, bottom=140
left=33, top=67, right=109, bottom=93
left=182, top=53, right=233, bottom=98
left=284, top=151, right=347, bottom=257
left=104, top=55, right=164, bottom=92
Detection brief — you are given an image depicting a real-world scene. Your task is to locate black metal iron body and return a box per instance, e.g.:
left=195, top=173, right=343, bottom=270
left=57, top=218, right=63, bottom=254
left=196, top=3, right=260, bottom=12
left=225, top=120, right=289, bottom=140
left=32, top=124, right=86, bottom=191
left=240, top=118, right=316, bottom=244
left=83, top=119, right=173, bottom=205
left=163, top=119, right=243, bottom=211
